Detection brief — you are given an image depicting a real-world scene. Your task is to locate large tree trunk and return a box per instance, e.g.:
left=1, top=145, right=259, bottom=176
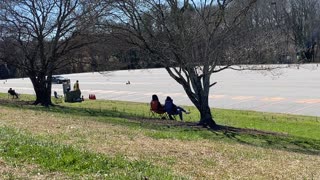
left=30, top=75, right=53, bottom=106
left=165, top=67, right=217, bottom=129
left=197, top=102, right=217, bottom=129
left=191, top=91, right=217, bottom=129
left=185, top=69, right=217, bottom=129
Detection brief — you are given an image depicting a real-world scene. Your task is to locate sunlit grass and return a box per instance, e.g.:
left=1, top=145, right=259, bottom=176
left=0, top=127, right=181, bottom=179
left=63, top=98, right=320, bottom=141
left=1, top=93, right=320, bottom=179
left=1, top=92, right=320, bottom=141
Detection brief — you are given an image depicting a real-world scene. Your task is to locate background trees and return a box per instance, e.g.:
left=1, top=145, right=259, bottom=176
left=0, top=0, right=100, bottom=105
left=251, top=0, right=320, bottom=63
left=283, top=0, right=320, bottom=62
left=100, top=0, right=288, bottom=127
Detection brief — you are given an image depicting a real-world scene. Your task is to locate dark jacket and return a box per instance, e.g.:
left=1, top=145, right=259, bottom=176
left=164, top=96, right=177, bottom=114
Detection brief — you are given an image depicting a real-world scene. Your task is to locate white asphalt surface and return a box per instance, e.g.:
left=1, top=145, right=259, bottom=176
left=1, top=64, right=320, bottom=117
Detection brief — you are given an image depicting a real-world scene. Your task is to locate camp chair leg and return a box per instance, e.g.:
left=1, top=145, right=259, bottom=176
left=167, top=113, right=175, bottom=120
left=149, top=110, right=156, bottom=118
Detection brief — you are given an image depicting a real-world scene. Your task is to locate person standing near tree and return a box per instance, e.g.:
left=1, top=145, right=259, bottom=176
left=73, top=80, right=80, bottom=91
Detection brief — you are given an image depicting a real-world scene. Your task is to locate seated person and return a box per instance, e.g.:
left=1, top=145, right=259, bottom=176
left=64, top=88, right=81, bottom=102
left=164, top=96, right=189, bottom=121
left=8, top=88, right=19, bottom=99
left=150, top=94, right=165, bottom=114
left=54, top=91, right=61, bottom=99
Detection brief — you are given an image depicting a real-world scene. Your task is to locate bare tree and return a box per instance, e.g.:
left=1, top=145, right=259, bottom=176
left=0, top=0, right=102, bottom=106
left=280, top=0, right=320, bottom=62
left=98, top=0, right=285, bottom=128
left=240, top=0, right=292, bottom=64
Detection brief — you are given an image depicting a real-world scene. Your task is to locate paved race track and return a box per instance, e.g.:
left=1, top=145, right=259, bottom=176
left=1, top=64, right=320, bottom=117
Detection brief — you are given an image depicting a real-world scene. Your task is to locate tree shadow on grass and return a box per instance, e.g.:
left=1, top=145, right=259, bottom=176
left=0, top=99, right=140, bottom=119
left=212, top=124, right=320, bottom=156
left=110, top=116, right=320, bottom=156
left=1, top=99, right=319, bottom=156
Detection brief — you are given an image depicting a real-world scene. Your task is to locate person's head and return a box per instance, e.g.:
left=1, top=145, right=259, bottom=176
left=166, top=96, right=172, bottom=102
left=76, top=80, right=79, bottom=83
left=9, top=88, right=12, bottom=90
left=152, top=94, right=159, bottom=101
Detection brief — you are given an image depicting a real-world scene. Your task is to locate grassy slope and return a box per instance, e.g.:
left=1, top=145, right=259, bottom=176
left=0, top=93, right=320, bottom=179
left=61, top=97, right=320, bottom=141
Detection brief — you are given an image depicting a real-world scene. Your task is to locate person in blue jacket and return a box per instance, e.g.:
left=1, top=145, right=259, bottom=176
left=164, top=96, right=189, bottom=121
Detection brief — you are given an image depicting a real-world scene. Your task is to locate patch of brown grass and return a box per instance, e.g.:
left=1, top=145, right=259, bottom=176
left=0, top=158, right=68, bottom=179
left=0, top=106, right=320, bottom=179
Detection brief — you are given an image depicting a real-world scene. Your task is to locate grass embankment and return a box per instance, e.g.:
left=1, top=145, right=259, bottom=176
left=0, top=93, right=320, bottom=179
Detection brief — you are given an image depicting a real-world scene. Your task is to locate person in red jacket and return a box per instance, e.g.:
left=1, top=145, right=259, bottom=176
left=150, top=94, right=165, bottom=114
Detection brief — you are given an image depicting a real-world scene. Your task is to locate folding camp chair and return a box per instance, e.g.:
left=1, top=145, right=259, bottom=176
left=8, top=88, right=19, bottom=99
left=150, top=109, right=168, bottom=119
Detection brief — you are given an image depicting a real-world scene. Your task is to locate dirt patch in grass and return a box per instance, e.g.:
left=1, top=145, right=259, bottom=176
left=0, top=99, right=34, bottom=106
left=123, top=116, right=289, bottom=138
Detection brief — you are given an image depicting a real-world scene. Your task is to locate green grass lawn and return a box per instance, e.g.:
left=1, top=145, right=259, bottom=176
left=0, top=92, right=320, bottom=179
left=0, top=127, right=178, bottom=179
left=49, top=94, right=320, bottom=139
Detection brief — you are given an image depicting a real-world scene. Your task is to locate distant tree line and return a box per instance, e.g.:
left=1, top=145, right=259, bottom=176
left=60, top=0, right=320, bottom=71
left=1, top=0, right=319, bottom=80
left=61, top=0, right=320, bottom=70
